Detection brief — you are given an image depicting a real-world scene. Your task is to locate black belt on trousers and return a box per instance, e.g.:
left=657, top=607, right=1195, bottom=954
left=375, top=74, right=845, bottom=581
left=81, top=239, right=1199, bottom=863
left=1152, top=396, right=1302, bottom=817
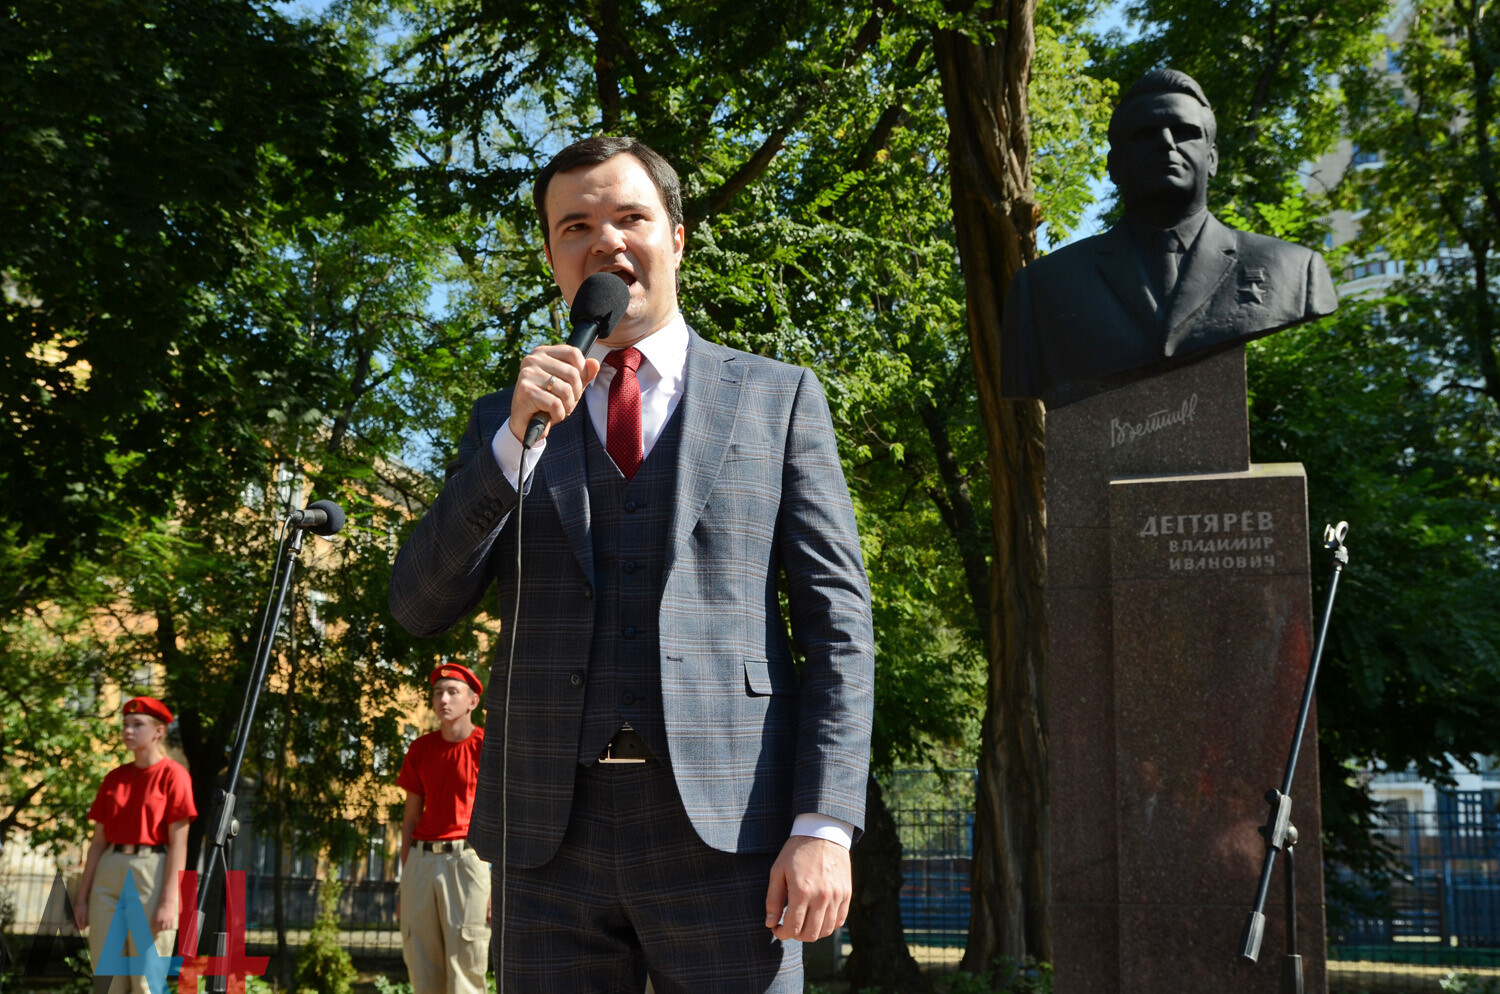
left=410, top=839, right=468, bottom=853
left=110, top=844, right=166, bottom=855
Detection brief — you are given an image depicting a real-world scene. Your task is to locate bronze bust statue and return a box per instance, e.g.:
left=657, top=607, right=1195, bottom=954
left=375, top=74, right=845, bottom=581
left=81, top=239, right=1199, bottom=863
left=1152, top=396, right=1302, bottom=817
left=1001, top=68, right=1338, bottom=408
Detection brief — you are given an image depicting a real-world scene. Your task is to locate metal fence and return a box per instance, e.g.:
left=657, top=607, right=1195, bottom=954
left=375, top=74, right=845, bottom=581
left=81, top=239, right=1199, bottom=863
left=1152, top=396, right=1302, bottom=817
left=885, top=769, right=977, bottom=971
left=1329, top=790, right=1500, bottom=973
left=9, top=778, right=1500, bottom=986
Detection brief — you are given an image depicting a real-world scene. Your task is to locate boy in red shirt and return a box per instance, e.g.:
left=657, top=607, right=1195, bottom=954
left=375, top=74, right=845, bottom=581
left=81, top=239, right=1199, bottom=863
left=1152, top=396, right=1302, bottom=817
left=398, top=664, right=490, bottom=994
left=74, top=696, right=197, bottom=994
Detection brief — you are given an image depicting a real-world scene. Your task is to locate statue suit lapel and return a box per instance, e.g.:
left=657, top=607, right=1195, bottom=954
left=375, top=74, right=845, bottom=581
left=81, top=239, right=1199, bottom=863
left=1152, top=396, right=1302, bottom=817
left=1095, top=224, right=1160, bottom=335
left=1163, top=214, right=1238, bottom=357
left=665, top=331, right=744, bottom=582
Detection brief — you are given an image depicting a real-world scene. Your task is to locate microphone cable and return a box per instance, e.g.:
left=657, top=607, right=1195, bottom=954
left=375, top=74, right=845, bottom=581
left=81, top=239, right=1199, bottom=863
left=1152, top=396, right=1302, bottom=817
left=496, top=436, right=530, bottom=993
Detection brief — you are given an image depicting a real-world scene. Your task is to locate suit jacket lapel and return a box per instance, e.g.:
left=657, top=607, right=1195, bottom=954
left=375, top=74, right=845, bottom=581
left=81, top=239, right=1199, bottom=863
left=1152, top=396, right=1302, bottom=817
left=665, top=331, right=743, bottom=581
left=1095, top=224, right=1160, bottom=335
left=1163, top=214, right=1238, bottom=356
left=541, top=408, right=594, bottom=585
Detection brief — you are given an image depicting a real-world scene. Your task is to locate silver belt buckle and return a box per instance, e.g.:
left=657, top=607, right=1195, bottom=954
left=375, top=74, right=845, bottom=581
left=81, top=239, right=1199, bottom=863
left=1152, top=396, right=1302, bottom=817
left=598, top=726, right=648, bottom=764
left=598, top=742, right=647, bottom=764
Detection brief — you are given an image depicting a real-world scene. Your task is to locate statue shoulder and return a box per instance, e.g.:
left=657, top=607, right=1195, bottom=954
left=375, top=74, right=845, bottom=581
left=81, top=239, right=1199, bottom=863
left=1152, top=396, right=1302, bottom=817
left=1221, top=223, right=1322, bottom=270
left=1018, top=227, right=1118, bottom=287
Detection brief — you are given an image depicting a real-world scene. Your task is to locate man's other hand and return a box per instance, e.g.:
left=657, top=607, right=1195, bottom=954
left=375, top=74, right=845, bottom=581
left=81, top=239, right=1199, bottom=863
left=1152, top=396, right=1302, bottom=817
left=763, top=835, right=851, bottom=942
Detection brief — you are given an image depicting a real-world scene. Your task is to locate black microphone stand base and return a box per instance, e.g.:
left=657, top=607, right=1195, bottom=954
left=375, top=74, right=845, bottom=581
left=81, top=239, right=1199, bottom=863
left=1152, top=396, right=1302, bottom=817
left=1282, top=954, right=1304, bottom=994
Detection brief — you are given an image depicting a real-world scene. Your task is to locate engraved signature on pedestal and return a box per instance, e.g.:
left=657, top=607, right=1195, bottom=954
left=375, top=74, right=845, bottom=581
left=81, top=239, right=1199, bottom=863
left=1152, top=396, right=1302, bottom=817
left=1110, top=394, right=1200, bottom=448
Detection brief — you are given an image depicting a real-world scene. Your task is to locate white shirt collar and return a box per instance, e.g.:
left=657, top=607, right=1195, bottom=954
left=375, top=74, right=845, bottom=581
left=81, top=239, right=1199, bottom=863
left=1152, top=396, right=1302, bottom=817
left=588, top=311, right=689, bottom=382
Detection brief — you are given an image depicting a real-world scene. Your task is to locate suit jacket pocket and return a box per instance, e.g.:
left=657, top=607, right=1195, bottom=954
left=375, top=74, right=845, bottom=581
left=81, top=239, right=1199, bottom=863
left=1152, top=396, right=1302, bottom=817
left=743, top=658, right=799, bottom=697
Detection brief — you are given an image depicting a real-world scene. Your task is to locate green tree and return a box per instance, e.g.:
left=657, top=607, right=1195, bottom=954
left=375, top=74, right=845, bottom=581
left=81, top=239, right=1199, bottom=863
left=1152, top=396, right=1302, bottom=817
left=1344, top=0, right=1500, bottom=413
left=1247, top=296, right=1500, bottom=904
left=0, top=0, right=388, bottom=611
left=928, top=0, right=1113, bottom=969
left=295, top=879, right=357, bottom=994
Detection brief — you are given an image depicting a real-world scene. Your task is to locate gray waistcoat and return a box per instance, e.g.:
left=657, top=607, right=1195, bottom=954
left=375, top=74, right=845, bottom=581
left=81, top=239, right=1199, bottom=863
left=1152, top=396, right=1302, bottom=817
left=575, top=404, right=684, bottom=764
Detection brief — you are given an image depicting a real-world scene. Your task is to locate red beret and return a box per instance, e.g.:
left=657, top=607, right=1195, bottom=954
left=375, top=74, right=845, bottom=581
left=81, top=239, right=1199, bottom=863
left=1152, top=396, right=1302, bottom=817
left=123, top=696, right=173, bottom=724
left=429, top=663, right=483, bottom=695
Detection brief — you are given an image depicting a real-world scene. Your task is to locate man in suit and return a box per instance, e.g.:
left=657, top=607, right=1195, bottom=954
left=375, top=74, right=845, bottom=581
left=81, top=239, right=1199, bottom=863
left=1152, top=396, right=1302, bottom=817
left=1001, top=68, right=1338, bottom=408
left=388, top=136, right=874, bottom=993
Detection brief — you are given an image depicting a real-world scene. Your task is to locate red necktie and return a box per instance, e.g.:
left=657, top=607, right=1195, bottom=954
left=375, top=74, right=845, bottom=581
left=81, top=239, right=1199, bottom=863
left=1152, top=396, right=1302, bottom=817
left=603, top=347, right=643, bottom=480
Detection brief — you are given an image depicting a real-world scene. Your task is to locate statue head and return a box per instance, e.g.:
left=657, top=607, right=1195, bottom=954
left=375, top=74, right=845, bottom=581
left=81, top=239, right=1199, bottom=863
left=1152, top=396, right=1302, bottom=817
left=1107, top=69, right=1219, bottom=226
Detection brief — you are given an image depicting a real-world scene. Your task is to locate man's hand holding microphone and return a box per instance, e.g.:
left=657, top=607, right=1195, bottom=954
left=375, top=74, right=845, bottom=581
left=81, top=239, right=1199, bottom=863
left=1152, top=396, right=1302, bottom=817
left=512, top=272, right=632, bottom=448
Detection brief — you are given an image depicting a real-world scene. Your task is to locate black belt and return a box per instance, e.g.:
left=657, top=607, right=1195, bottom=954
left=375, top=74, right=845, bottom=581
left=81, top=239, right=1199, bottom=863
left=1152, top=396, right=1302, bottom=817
left=598, top=726, right=651, bottom=765
left=411, top=839, right=468, bottom=853
left=111, top=844, right=166, bottom=855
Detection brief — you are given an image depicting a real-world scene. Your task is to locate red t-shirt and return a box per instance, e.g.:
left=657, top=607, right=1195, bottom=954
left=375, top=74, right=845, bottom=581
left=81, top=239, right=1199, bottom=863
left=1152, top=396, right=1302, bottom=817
left=88, top=758, right=197, bottom=846
left=397, top=728, right=485, bottom=841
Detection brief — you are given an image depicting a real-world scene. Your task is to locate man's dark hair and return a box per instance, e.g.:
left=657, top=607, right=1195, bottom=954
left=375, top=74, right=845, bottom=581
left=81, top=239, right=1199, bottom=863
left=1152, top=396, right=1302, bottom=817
left=1108, top=68, right=1217, bottom=145
left=533, top=136, right=684, bottom=244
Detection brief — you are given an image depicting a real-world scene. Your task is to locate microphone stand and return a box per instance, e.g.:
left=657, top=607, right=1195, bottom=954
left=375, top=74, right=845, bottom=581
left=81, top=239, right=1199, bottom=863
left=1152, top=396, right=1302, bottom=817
left=194, top=519, right=309, bottom=992
left=1237, top=521, right=1350, bottom=993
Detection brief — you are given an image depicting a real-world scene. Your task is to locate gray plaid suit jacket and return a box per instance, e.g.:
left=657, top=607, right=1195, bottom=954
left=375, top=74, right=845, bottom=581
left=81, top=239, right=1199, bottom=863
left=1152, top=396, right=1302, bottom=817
left=389, top=330, right=875, bottom=869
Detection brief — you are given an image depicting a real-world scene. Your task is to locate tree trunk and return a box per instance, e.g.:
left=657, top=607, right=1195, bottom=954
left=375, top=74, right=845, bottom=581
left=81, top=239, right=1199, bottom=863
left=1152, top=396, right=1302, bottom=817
left=931, top=0, right=1051, bottom=972
left=842, top=775, right=930, bottom=993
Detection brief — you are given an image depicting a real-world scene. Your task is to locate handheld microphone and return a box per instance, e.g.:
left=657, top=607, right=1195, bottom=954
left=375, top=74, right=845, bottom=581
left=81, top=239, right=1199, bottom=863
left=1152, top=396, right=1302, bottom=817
left=287, top=499, right=346, bottom=537
left=523, top=272, right=632, bottom=448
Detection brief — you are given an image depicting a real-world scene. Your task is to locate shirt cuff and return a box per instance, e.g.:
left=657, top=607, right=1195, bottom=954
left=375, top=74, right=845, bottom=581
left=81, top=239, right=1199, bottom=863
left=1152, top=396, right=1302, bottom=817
left=490, top=417, right=545, bottom=490
left=790, top=813, right=854, bottom=850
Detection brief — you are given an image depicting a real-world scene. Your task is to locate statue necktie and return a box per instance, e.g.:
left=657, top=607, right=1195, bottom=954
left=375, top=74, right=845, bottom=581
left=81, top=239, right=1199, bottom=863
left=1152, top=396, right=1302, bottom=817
left=603, top=347, right=644, bottom=480
left=1153, top=228, right=1184, bottom=304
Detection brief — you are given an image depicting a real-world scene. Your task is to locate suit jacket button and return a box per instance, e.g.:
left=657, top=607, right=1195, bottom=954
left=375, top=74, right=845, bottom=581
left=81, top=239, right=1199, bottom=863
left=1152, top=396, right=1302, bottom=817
left=569, top=672, right=584, bottom=689
left=622, top=560, right=636, bottom=574
left=624, top=500, right=638, bottom=512
left=623, top=626, right=636, bottom=639
left=621, top=691, right=635, bottom=706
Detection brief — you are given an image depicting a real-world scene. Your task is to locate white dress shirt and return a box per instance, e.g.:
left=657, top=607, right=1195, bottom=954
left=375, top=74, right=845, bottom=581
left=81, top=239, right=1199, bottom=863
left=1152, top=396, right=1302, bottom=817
left=489, top=311, right=853, bottom=850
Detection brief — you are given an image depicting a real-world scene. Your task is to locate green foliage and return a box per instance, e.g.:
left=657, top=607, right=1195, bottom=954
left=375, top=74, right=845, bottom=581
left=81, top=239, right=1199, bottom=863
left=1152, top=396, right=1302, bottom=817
left=0, top=0, right=391, bottom=606
left=1441, top=971, right=1500, bottom=994
left=1247, top=299, right=1500, bottom=885
left=849, top=957, right=1053, bottom=994
left=373, top=976, right=414, bottom=994
left=1342, top=0, right=1500, bottom=413
left=187, top=972, right=275, bottom=993
left=294, top=880, right=357, bottom=994
left=939, top=957, right=1052, bottom=993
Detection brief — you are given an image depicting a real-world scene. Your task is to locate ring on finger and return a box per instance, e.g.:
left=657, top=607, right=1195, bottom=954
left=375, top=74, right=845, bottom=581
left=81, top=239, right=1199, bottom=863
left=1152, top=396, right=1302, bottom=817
left=543, top=374, right=556, bottom=394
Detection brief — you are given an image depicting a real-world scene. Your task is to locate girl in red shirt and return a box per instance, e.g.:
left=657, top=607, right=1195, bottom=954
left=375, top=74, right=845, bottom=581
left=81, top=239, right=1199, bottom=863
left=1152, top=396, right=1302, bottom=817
left=74, top=696, right=197, bottom=994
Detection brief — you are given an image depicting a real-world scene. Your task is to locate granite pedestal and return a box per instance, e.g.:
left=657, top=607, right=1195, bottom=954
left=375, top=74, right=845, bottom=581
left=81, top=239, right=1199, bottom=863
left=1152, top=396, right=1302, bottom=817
left=1046, top=348, right=1326, bottom=993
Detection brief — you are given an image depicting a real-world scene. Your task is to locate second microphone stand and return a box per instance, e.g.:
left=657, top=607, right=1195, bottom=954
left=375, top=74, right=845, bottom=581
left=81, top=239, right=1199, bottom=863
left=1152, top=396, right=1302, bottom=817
left=1237, top=521, right=1351, bottom=993
left=196, top=501, right=343, bottom=991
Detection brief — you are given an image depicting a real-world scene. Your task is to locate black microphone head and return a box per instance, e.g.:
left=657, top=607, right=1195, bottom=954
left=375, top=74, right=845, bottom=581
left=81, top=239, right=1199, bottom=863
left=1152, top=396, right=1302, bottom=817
left=306, top=499, right=346, bottom=537
left=571, top=272, right=632, bottom=341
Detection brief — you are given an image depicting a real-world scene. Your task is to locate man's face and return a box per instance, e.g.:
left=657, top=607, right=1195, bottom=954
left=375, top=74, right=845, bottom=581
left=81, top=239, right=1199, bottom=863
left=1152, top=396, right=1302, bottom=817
left=543, top=154, right=685, bottom=349
left=1107, top=91, right=1217, bottom=215
left=431, top=679, right=477, bottom=722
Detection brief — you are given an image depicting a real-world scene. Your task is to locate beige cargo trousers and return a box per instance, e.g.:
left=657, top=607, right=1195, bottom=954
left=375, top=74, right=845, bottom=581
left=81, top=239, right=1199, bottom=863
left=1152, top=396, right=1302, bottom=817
left=400, top=843, right=491, bottom=994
